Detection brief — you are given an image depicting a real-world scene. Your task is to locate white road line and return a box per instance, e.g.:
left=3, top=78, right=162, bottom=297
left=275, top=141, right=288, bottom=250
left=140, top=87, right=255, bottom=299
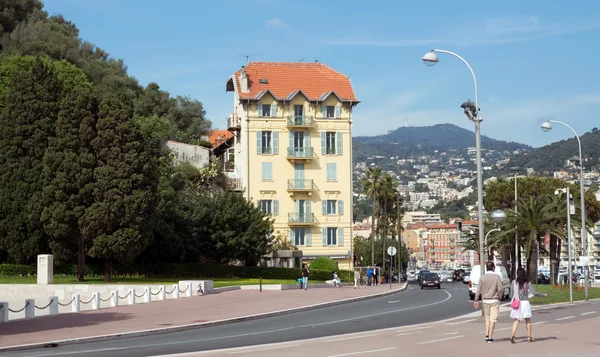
left=447, top=318, right=476, bottom=325
left=417, top=335, right=464, bottom=344
left=326, top=334, right=377, bottom=342
left=396, top=331, right=423, bottom=336
left=326, top=347, right=397, bottom=357
left=395, top=325, right=433, bottom=333
left=581, top=311, right=597, bottom=316
left=441, top=332, right=460, bottom=335
left=479, top=327, right=510, bottom=334
left=409, top=287, right=414, bottom=290
left=388, top=300, right=401, bottom=304
left=226, top=344, right=299, bottom=355
left=533, top=321, right=547, bottom=325
left=555, top=316, right=575, bottom=321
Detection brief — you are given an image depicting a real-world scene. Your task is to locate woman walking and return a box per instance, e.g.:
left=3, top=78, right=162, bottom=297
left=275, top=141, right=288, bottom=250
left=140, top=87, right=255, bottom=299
left=510, top=268, right=547, bottom=343
left=302, top=263, right=310, bottom=290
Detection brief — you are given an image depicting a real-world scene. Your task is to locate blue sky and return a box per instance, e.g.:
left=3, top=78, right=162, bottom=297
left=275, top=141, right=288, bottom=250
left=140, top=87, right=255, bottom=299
left=43, top=0, right=600, bottom=148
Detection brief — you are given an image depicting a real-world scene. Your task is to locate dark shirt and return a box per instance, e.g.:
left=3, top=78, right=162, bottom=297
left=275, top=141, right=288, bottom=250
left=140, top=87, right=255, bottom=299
left=302, top=268, right=309, bottom=277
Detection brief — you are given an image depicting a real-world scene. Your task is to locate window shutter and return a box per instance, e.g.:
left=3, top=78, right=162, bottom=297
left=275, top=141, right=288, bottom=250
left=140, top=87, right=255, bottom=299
left=303, top=132, right=310, bottom=151
left=326, top=163, right=331, bottom=181
left=338, top=200, right=343, bottom=215
left=273, top=200, right=279, bottom=215
left=321, top=132, right=326, bottom=154
left=290, top=229, right=295, bottom=245
left=336, top=132, right=343, bottom=155
left=321, top=104, right=327, bottom=118
left=295, top=199, right=299, bottom=213
left=289, top=132, right=294, bottom=152
left=273, top=131, right=279, bottom=155
left=270, top=103, right=277, bottom=117
left=335, top=104, right=341, bottom=118
left=322, top=228, right=327, bottom=246
left=256, top=200, right=261, bottom=208
left=305, top=200, right=311, bottom=215
left=256, top=131, right=262, bottom=154
left=338, top=227, right=344, bottom=246
left=322, top=200, right=327, bottom=215
left=261, top=163, right=267, bottom=180
left=306, top=229, right=312, bottom=247
left=258, top=104, right=263, bottom=117
left=267, top=162, right=273, bottom=180
left=331, top=163, right=337, bottom=181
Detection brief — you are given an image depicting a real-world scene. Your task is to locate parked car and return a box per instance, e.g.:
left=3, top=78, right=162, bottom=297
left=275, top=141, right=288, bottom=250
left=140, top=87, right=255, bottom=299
left=537, top=273, right=550, bottom=284
left=468, top=265, right=511, bottom=300
left=420, top=273, right=441, bottom=289
left=462, top=273, right=470, bottom=284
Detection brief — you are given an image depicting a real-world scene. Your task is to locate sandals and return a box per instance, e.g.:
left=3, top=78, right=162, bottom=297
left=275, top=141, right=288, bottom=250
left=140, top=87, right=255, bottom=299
left=510, top=335, right=516, bottom=344
left=528, top=336, right=534, bottom=342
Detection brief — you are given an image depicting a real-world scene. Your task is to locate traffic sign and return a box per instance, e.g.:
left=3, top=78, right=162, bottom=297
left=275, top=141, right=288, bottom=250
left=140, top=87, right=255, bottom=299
left=387, top=246, right=397, bottom=256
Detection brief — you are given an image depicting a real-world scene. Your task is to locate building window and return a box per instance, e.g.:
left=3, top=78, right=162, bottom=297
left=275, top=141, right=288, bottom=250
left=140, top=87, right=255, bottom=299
left=326, top=106, right=335, bottom=118
left=321, top=132, right=343, bottom=155
left=326, top=163, right=337, bottom=181
left=258, top=103, right=277, bottom=117
left=325, top=200, right=336, bottom=214
left=261, top=162, right=273, bottom=180
left=292, top=228, right=305, bottom=246
left=325, top=132, right=335, bottom=154
left=321, top=104, right=341, bottom=119
left=258, top=200, right=278, bottom=215
left=327, top=227, right=337, bottom=245
left=256, top=130, right=278, bottom=155
left=262, top=131, right=272, bottom=154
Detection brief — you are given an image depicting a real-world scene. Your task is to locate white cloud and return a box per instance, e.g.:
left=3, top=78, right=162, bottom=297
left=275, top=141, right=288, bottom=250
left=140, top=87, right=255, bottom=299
left=265, top=18, right=287, bottom=28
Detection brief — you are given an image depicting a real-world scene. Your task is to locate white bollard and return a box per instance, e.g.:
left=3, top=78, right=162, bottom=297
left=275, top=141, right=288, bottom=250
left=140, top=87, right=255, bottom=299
left=49, top=296, right=58, bottom=315
left=143, top=287, right=150, bottom=303
left=110, top=290, right=118, bottom=307
left=25, top=299, right=35, bottom=318
left=128, top=288, right=135, bottom=305
left=0, top=302, right=8, bottom=322
left=72, top=294, right=81, bottom=313
left=158, top=285, right=166, bottom=300
left=172, top=284, right=179, bottom=299
left=186, top=283, right=193, bottom=297
left=92, top=292, right=100, bottom=310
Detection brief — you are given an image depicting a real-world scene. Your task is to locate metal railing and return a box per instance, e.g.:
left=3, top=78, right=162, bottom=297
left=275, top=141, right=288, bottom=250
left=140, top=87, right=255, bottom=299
left=287, top=179, right=314, bottom=190
left=288, top=213, right=315, bottom=224
left=287, top=147, right=314, bottom=158
left=228, top=178, right=243, bottom=191
left=227, top=114, right=241, bottom=129
left=286, top=115, right=314, bottom=127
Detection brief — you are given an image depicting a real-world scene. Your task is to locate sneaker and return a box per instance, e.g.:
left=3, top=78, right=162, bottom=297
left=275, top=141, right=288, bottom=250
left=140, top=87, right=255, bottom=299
left=487, top=338, right=495, bottom=343
left=484, top=335, right=489, bottom=341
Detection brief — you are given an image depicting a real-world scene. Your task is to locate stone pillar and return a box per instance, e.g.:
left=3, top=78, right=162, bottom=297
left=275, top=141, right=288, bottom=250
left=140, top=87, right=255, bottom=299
left=0, top=302, right=8, bottom=322
left=143, top=287, right=150, bottom=303
left=91, top=292, right=100, bottom=310
left=25, top=299, right=35, bottom=318
left=37, top=254, right=54, bottom=285
left=158, top=286, right=166, bottom=300
left=72, top=294, right=81, bottom=313
left=172, top=284, right=179, bottom=299
left=128, top=288, right=135, bottom=305
left=185, top=283, right=192, bottom=297
left=110, top=290, right=118, bottom=307
left=49, top=296, right=58, bottom=315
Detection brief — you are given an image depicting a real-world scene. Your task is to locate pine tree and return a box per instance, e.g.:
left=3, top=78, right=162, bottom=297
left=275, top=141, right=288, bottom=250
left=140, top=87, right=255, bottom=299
left=41, top=85, right=97, bottom=281
left=0, top=59, right=61, bottom=263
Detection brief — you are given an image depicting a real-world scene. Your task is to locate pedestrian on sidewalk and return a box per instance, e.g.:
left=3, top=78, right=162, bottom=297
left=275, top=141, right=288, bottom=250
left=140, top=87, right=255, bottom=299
left=374, top=267, right=379, bottom=286
left=354, top=268, right=360, bottom=289
left=473, top=261, right=503, bottom=343
left=302, top=263, right=310, bottom=290
left=510, top=268, right=548, bottom=343
left=367, top=266, right=373, bottom=286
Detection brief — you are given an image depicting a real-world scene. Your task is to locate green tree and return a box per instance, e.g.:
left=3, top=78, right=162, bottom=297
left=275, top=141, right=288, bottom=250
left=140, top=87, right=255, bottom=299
left=360, top=166, right=382, bottom=266
left=40, top=85, right=97, bottom=281
left=0, top=59, right=60, bottom=263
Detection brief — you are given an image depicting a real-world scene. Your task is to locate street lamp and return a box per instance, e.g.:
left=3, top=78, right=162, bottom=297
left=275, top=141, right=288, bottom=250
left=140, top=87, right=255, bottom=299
left=555, top=188, right=574, bottom=304
left=510, top=166, right=522, bottom=279
left=541, top=120, right=589, bottom=301
left=422, top=49, right=485, bottom=281
left=485, top=210, right=507, bottom=261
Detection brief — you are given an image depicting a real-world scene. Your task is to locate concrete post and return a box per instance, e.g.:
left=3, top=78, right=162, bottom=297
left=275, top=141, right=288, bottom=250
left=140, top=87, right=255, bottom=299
left=72, top=294, right=81, bottom=313
left=37, top=254, right=54, bottom=285
left=0, top=302, right=8, bottom=322
left=158, top=286, right=166, bottom=300
left=143, top=287, right=150, bottom=303
left=25, top=299, right=35, bottom=318
left=185, top=283, right=193, bottom=297
left=128, top=288, right=135, bottom=305
left=172, top=284, right=179, bottom=299
left=110, top=290, right=118, bottom=307
left=49, top=296, right=58, bottom=315
left=92, top=292, right=100, bottom=310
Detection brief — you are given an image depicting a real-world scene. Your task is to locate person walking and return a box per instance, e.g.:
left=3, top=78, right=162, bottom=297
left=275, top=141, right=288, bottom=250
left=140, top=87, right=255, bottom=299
left=302, top=263, right=310, bottom=290
left=367, top=266, right=373, bottom=287
left=510, top=268, right=548, bottom=343
left=473, top=261, right=503, bottom=343
left=354, top=268, right=360, bottom=289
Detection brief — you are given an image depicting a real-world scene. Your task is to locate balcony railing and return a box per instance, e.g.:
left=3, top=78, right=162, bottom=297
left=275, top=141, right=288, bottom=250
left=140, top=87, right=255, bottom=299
left=286, top=115, right=314, bottom=128
left=288, top=213, right=315, bottom=225
left=227, top=114, right=241, bottom=130
left=287, top=179, right=315, bottom=191
left=228, top=178, right=243, bottom=191
left=286, top=147, right=314, bottom=160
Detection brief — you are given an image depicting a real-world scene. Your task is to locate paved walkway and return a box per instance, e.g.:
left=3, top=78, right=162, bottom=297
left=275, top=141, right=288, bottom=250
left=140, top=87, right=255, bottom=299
left=0, top=283, right=405, bottom=350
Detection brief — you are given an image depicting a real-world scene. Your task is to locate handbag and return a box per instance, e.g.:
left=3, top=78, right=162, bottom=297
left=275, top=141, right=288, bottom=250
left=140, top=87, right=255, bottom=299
left=510, top=281, right=521, bottom=309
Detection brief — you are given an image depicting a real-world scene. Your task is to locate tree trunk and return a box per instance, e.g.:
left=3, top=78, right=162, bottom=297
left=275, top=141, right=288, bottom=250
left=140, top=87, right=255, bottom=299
left=550, top=235, right=558, bottom=285
left=104, top=258, right=113, bottom=282
left=382, top=195, right=387, bottom=273
left=371, top=194, right=375, bottom=267
left=527, top=236, right=539, bottom=282
left=77, top=235, right=85, bottom=282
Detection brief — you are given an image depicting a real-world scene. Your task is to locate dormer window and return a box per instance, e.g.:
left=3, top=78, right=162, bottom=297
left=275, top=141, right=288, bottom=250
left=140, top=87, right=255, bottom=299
left=259, top=79, right=269, bottom=84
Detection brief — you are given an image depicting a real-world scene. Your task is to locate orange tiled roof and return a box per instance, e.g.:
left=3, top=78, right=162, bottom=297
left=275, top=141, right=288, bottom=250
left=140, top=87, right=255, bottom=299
left=208, top=130, right=233, bottom=148
left=428, top=224, right=459, bottom=230
left=227, top=62, right=359, bottom=102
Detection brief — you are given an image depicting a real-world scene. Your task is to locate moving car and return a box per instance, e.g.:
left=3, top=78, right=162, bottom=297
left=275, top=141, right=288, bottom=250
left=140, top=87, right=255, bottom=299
left=418, top=270, right=431, bottom=283
left=420, top=272, right=441, bottom=289
left=468, top=265, right=510, bottom=300
left=462, top=273, right=470, bottom=284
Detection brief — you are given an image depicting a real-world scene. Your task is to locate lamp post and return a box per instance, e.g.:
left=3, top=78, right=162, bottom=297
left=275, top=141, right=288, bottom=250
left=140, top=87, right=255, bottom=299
left=509, top=167, right=522, bottom=279
left=422, top=49, right=485, bottom=281
left=485, top=210, right=507, bottom=262
left=555, top=187, right=573, bottom=303
left=541, top=120, right=589, bottom=301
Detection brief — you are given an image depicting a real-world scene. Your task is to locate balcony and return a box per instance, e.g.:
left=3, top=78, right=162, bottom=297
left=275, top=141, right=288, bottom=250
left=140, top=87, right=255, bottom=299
left=286, top=147, right=314, bottom=162
left=287, top=179, right=315, bottom=195
left=286, top=115, right=314, bottom=129
left=228, top=177, right=243, bottom=191
left=227, top=114, right=241, bottom=131
left=288, top=213, right=316, bottom=226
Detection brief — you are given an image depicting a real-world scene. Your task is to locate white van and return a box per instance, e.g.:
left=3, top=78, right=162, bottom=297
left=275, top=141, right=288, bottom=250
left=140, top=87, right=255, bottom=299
left=468, top=265, right=510, bottom=301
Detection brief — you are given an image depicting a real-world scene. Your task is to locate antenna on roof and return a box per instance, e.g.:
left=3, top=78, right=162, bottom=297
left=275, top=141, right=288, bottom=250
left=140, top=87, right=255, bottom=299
left=237, top=54, right=257, bottom=65
left=299, top=58, right=305, bottom=62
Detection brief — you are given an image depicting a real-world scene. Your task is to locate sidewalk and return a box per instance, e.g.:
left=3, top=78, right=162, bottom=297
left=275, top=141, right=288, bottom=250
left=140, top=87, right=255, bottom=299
left=0, top=283, right=406, bottom=351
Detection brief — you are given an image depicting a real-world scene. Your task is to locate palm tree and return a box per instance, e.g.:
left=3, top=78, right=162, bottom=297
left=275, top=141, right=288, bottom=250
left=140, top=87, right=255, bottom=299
left=360, top=167, right=382, bottom=266
left=377, top=173, right=396, bottom=273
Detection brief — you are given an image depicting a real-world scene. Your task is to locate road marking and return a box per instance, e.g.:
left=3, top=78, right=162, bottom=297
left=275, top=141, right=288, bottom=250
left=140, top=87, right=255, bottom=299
left=396, top=331, right=423, bottom=336
left=581, top=311, right=597, bottom=316
left=395, top=325, right=433, bottom=333
left=226, top=344, right=300, bottom=354
left=447, top=318, right=476, bottom=325
left=388, top=300, right=401, bottom=304
left=555, top=316, right=575, bottom=321
left=326, top=347, right=397, bottom=357
left=409, top=287, right=414, bottom=290
left=533, top=321, right=547, bottom=325
left=417, top=335, right=464, bottom=344
left=441, top=332, right=460, bottom=335
left=327, top=334, right=377, bottom=342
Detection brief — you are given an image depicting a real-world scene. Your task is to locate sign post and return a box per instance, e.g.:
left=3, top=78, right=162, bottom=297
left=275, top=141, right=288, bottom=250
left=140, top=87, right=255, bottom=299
left=388, top=246, right=397, bottom=290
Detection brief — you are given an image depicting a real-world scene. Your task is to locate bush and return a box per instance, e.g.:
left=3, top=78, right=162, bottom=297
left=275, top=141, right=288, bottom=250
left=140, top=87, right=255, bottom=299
left=309, top=257, right=338, bottom=272
left=0, top=264, right=35, bottom=276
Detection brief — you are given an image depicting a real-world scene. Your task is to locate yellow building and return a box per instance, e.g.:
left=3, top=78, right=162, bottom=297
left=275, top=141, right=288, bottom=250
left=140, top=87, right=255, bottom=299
left=225, top=62, right=359, bottom=269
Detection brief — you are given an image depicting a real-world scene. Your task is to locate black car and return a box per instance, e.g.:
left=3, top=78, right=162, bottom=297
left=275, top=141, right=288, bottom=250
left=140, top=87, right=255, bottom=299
left=420, top=273, right=441, bottom=289
left=417, top=270, right=430, bottom=283
left=537, top=273, right=550, bottom=284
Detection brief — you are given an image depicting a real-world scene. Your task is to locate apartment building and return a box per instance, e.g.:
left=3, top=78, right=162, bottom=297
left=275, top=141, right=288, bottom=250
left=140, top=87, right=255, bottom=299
left=225, top=62, right=359, bottom=269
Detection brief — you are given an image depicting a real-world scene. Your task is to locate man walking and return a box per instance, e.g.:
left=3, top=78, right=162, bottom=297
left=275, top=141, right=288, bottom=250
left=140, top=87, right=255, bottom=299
left=354, top=268, right=360, bottom=289
left=473, top=261, right=503, bottom=343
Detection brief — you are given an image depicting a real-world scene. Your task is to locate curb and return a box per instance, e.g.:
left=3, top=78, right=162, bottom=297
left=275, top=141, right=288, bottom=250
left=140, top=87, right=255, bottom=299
left=0, top=283, right=408, bottom=353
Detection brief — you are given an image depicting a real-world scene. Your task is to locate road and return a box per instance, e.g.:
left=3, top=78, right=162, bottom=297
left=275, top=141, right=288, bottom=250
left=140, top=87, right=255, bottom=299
left=4, top=281, right=474, bottom=357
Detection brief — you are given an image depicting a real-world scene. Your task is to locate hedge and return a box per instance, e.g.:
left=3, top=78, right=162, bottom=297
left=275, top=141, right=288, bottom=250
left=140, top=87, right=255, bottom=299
left=0, top=263, right=352, bottom=282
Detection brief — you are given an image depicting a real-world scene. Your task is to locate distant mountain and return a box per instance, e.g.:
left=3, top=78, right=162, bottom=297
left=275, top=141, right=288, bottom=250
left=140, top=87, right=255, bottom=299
left=353, top=123, right=532, bottom=162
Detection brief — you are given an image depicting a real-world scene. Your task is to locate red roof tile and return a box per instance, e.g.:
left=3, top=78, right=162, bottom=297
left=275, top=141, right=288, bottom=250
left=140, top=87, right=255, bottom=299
left=208, top=130, right=233, bottom=148
left=228, top=62, right=359, bottom=102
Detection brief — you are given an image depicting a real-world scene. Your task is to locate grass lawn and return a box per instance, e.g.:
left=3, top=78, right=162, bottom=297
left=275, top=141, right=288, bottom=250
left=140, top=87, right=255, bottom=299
left=0, top=276, right=324, bottom=287
left=529, top=284, right=600, bottom=304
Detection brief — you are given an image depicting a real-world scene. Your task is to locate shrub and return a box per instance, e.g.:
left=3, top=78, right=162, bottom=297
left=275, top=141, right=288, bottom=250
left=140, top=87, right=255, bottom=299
left=0, top=264, right=35, bottom=276
left=309, top=257, right=338, bottom=272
